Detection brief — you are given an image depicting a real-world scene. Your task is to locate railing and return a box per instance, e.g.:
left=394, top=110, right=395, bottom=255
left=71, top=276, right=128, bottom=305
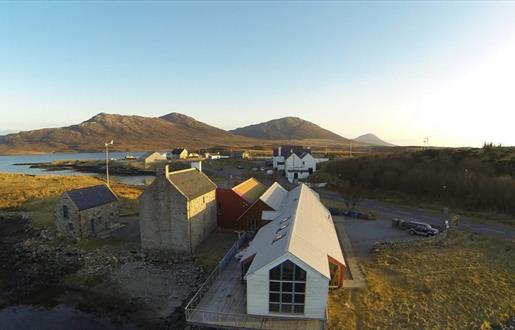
left=185, top=231, right=253, bottom=320
left=188, top=308, right=326, bottom=330
left=183, top=231, right=329, bottom=330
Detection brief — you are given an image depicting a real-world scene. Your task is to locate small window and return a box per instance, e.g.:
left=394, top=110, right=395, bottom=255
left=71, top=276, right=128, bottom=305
left=68, top=222, right=74, bottom=231
left=276, top=222, right=289, bottom=233
left=63, top=205, right=69, bottom=219
left=272, top=233, right=285, bottom=244
left=279, top=217, right=290, bottom=224
left=269, top=303, right=280, bottom=312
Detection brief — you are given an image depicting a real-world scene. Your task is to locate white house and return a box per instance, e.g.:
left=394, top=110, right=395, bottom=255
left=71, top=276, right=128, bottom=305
left=272, top=145, right=306, bottom=170
left=284, top=151, right=316, bottom=183
left=240, top=183, right=345, bottom=319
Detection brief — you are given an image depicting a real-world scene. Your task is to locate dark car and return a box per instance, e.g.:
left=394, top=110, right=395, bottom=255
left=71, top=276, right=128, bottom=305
left=407, top=221, right=439, bottom=236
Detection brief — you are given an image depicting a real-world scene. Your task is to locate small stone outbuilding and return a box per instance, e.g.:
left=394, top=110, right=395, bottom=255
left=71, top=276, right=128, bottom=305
left=139, top=151, right=167, bottom=165
left=55, top=184, right=119, bottom=240
left=139, top=165, right=217, bottom=253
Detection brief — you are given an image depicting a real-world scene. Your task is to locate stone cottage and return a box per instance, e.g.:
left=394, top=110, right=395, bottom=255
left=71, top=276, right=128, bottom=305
left=139, top=165, right=217, bottom=253
left=139, top=151, right=167, bottom=165
left=55, top=184, right=119, bottom=240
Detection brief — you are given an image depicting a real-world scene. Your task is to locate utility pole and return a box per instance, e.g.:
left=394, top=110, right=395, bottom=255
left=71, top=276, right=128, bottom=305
left=349, top=142, right=353, bottom=158
left=105, top=140, right=113, bottom=186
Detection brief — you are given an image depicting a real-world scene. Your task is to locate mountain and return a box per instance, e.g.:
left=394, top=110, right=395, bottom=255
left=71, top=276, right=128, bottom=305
left=354, top=133, right=395, bottom=147
left=230, top=117, right=351, bottom=144
left=0, top=112, right=260, bottom=154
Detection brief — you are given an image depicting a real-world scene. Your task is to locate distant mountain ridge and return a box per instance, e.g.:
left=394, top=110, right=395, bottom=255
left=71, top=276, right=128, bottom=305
left=230, top=117, right=351, bottom=143
left=0, top=112, right=259, bottom=154
left=0, top=113, right=370, bottom=154
left=354, top=133, right=395, bottom=147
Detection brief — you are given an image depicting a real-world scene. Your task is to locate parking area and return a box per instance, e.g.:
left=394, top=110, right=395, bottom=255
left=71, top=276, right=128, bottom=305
left=334, top=216, right=426, bottom=259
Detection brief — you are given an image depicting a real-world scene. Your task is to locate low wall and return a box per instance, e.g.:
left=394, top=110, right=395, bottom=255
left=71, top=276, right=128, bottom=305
left=372, top=231, right=448, bottom=251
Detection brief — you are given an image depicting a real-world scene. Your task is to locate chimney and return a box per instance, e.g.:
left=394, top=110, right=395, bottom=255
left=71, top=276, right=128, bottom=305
left=156, top=164, right=170, bottom=178
left=191, top=161, right=202, bottom=172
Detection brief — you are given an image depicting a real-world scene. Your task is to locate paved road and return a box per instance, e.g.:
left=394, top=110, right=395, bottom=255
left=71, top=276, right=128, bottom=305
left=319, top=190, right=515, bottom=241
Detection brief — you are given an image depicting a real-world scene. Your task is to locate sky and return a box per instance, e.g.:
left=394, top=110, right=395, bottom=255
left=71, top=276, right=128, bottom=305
left=1, top=1, right=515, bottom=147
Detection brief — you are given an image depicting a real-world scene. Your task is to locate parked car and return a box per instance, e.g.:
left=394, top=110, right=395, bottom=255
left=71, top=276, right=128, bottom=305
left=407, top=221, right=439, bottom=236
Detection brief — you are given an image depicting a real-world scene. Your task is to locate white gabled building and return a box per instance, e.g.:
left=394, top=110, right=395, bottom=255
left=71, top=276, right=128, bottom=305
left=272, top=145, right=317, bottom=182
left=240, top=183, right=345, bottom=319
left=284, top=151, right=316, bottom=183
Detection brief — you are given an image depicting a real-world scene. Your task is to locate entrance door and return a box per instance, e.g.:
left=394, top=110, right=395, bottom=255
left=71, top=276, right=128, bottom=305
left=90, top=219, right=96, bottom=236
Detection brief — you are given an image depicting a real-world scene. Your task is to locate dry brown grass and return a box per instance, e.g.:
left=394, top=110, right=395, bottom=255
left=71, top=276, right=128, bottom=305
left=328, top=230, right=515, bottom=329
left=0, top=173, right=142, bottom=228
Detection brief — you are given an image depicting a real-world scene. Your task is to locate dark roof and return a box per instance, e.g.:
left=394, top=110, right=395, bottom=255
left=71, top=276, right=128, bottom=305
left=139, top=151, right=162, bottom=160
left=287, top=150, right=311, bottom=159
left=167, top=168, right=217, bottom=199
left=172, top=148, right=187, bottom=154
left=273, top=145, right=308, bottom=157
left=66, top=185, right=117, bottom=211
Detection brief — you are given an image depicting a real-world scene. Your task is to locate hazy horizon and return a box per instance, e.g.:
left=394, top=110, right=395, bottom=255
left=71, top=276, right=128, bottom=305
left=1, top=1, right=515, bottom=147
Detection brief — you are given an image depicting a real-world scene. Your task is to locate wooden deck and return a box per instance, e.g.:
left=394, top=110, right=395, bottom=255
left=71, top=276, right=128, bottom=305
left=186, top=258, right=326, bottom=330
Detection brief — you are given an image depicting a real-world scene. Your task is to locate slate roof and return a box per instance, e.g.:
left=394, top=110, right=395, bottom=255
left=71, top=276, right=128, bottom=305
left=167, top=168, right=217, bottom=200
left=273, top=145, right=310, bottom=157
left=139, top=151, right=164, bottom=160
left=171, top=148, right=187, bottom=154
left=66, top=185, right=118, bottom=211
left=232, top=178, right=268, bottom=204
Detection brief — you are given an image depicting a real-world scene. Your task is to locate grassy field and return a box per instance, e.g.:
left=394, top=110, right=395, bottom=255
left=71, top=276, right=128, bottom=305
left=328, top=230, right=515, bottom=329
left=194, top=229, right=239, bottom=270
left=0, top=173, right=142, bottom=228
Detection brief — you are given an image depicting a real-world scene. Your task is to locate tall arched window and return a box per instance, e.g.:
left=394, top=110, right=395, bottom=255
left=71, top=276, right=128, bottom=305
left=269, top=260, right=306, bottom=314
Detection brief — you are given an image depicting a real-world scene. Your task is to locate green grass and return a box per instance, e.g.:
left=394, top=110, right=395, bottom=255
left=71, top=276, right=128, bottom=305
left=0, top=173, right=142, bottom=229
left=74, top=238, right=126, bottom=252
left=328, top=230, right=515, bottom=329
left=194, top=230, right=239, bottom=270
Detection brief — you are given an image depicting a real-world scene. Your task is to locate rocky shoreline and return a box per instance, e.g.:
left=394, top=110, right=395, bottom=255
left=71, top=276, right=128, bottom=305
left=0, top=213, right=208, bottom=330
left=14, top=160, right=155, bottom=176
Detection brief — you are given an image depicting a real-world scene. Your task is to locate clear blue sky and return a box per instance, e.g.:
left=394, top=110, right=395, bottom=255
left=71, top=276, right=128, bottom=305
left=1, top=1, right=514, bottom=147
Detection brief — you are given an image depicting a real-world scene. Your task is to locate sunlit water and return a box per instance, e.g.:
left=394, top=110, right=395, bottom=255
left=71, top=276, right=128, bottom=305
left=0, top=152, right=154, bottom=186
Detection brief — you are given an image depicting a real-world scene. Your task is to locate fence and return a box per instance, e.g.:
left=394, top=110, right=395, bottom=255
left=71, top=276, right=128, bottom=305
left=185, top=231, right=253, bottom=320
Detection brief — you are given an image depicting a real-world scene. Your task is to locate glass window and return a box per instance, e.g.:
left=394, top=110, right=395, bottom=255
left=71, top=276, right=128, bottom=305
left=269, top=303, right=280, bottom=312
left=269, top=281, right=280, bottom=291
left=280, top=304, right=292, bottom=313
left=293, top=305, right=304, bottom=313
left=270, top=267, right=281, bottom=281
left=294, top=283, right=306, bottom=292
left=63, top=205, right=69, bottom=219
left=268, top=260, right=306, bottom=315
left=294, top=265, right=307, bottom=281
left=282, top=261, right=294, bottom=280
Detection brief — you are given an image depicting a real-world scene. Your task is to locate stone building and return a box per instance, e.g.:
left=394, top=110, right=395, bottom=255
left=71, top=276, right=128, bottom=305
left=139, top=151, right=167, bottom=165
left=54, top=184, right=119, bottom=240
left=139, top=165, right=217, bottom=253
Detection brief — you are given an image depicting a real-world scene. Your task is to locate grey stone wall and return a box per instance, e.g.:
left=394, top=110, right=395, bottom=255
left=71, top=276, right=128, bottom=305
left=78, top=202, right=118, bottom=238
left=188, top=190, right=217, bottom=251
left=139, top=175, right=217, bottom=253
left=54, top=194, right=118, bottom=240
left=54, top=195, right=80, bottom=239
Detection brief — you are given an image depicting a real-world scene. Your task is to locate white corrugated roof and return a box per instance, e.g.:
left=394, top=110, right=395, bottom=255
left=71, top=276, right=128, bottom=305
left=242, top=183, right=345, bottom=280
left=259, top=182, right=288, bottom=210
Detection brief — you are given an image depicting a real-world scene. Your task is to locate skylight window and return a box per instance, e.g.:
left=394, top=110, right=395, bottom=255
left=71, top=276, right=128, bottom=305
left=276, top=222, right=289, bottom=233
left=272, top=233, right=286, bottom=244
left=280, top=216, right=290, bottom=224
